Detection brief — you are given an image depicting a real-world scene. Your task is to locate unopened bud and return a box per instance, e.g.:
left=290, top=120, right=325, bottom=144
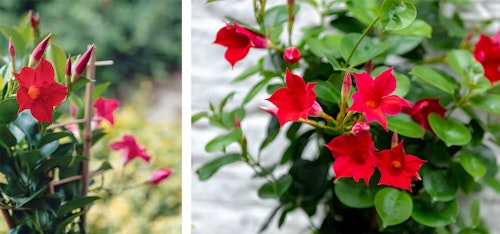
left=364, top=60, right=374, bottom=74
left=29, top=10, right=40, bottom=30
left=351, top=122, right=370, bottom=136
left=149, top=168, right=174, bottom=185
left=8, top=37, right=15, bottom=58
left=28, top=33, right=51, bottom=67
left=259, top=106, right=278, bottom=116
left=234, top=114, right=241, bottom=128
left=391, top=131, right=399, bottom=148
left=341, top=72, right=352, bottom=102
left=283, top=47, right=301, bottom=65
left=308, top=101, right=323, bottom=117
left=73, top=44, right=95, bottom=80
left=65, top=54, right=72, bottom=78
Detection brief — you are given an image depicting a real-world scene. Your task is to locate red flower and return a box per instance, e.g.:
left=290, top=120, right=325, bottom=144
left=93, top=97, right=119, bottom=126
left=213, top=22, right=268, bottom=67
left=283, top=47, right=301, bottom=64
left=266, top=68, right=321, bottom=126
left=347, top=67, right=410, bottom=131
left=402, top=98, right=446, bottom=131
left=110, top=134, right=151, bottom=166
left=474, top=32, right=500, bottom=85
left=15, top=57, right=67, bottom=123
left=374, top=142, right=426, bottom=192
left=149, top=168, right=174, bottom=185
left=325, top=133, right=377, bottom=185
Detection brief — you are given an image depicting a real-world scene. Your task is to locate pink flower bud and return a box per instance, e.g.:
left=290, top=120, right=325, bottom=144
left=391, top=132, right=399, bottom=149
left=149, top=168, right=174, bottom=185
left=364, top=60, right=374, bottom=74
left=351, top=122, right=370, bottom=136
left=8, top=37, right=15, bottom=58
left=29, top=10, right=40, bottom=30
left=65, top=54, right=72, bottom=78
left=341, top=72, right=352, bottom=102
left=234, top=114, right=241, bottom=128
left=308, top=101, right=323, bottom=117
left=283, top=47, right=301, bottom=64
left=29, top=33, right=51, bottom=67
left=259, top=106, right=278, bottom=116
left=74, top=45, right=95, bottom=77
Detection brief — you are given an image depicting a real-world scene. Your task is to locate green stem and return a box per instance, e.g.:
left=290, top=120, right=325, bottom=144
left=344, top=16, right=380, bottom=67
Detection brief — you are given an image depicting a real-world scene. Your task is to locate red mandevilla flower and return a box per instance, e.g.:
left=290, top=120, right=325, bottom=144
left=149, top=168, right=174, bottom=185
left=325, top=133, right=377, bottom=185
left=402, top=98, right=446, bottom=131
left=266, top=68, right=322, bottom=127
left=110, top=134, right=151, bottom=166
left=374, top=142, right=426, bottom=192
left=347, top=67, right=410, bottom=131
left=213, top=22, right=268, bottom=67
left=15, top=57, right=67, bottom=123
left=283, top=47, right=301, bottom=64
left=474, top=32, right=500, bottom=85
left=93, top=97, right=119, bottom=126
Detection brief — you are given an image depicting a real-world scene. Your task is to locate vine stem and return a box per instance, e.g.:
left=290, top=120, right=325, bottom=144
left=344, top=16, right=380, bottom=67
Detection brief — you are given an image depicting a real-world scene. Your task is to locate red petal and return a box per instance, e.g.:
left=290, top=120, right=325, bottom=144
left=401, top=154, right=426, bottom=177
left=214, top=25, right=250, bottom=48
left=224, top=45, right=251, bottom=67
left=16, top=87, right=33, bottom=112
left=364, top=107, right=387, bottom=130
left=15, top=67, right=36, bottom=87
left=373, top=67, right=396, bottom=97
left=379, top=95, right=410, bottom=116
left=352, top=72, right=374, bottom=97
left=35, top=57, right=55, bottom=83
left=43, top=82, right=67, bottom=106
left=30, top=100, right=54, bottom=123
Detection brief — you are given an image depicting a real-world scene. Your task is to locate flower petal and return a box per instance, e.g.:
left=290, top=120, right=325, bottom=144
left=224, top=45, right=251, bottom=67
left=379, top=95, right=410, bottom=116
left=35, top=57, right=55, bottom=83
left=30, top=100, right=54, bottom=123
left=373, top=67, right=396, bottom=97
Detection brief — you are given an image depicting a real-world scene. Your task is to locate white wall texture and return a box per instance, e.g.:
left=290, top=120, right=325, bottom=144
left=191, top=1, right=500, bottom=233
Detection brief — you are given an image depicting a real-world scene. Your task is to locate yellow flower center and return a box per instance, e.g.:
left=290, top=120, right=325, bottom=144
left=391, top=161, right=401, bottom=171
left=366, top=100, right=377, bottom=108
left=28, top=85, right=40, bottom=100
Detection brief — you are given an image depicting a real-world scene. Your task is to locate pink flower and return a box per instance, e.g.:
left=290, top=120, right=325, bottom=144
left=347, top=67, right=410, bottom=131
left=374, top=142, right=426, bottom=192
left=110, top=134, right=151, bottom=166
left=213, top=22, right=268, bottom=67
left=93, top=97, right=119, bottom=126
left=474, top=32, right=500, bottom=85
left=325, top=133, right=377, bottom=185
left=283, top=47, right=301, bottom=64
left=402, top=98, right=446, bottom=131
left=15, top=57, right=67, bottom=123
left=266, top=68, right=321, bottom=126
left=149, top=168, right=174, bottom=185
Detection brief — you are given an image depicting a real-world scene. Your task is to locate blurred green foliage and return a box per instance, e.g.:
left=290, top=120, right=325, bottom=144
left=0, top=0, right=181, bottom=95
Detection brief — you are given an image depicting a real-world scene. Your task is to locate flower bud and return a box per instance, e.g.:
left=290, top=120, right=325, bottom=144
left=308, top=101, right=323, bottom=117
left=28, top=33, right=51, bottom=67
left=364, top=60, right=374, bottom=74
left=283, top=47, right=301, bottom=64
left=8, top=37, right=15, bottom=58
left=391, top=131, right=399, bottom=149
left=341, top=72, right=352, bottom=103
left=149, top=168, right=174, bottom=185
left=29, top=10, right=40, bottom=30
left=259, top=106, right=278, bottom=116
left=351, top=122, right=370, bottom=136
left=73, top=45, right=95, bottom=79
left=65, top=54, right=72, bottom=78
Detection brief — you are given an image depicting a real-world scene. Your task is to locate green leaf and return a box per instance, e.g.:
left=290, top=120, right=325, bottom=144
left=191, top=111, right=209, bottom=124
left=55, top=210, right=87, bottom=234
left=37, top=132, right=73, bottom=148
left=341, top=33, right=387, bottom=67
left=263, top=5, right=300, bottom=28
left=259, top=206, right=282, bottom=233
left=243, top=76, right=272, bottom=105
left=70, top=76, right=92, bottom=93
left=196, top=153, right=242, bottom=180
left=259, top=117, right=280, bottom=151
left=315, top=81, right=340, bottom=103
left=387, top=114, right=425, bottom=138
left=346, top=0, right=380, bottom=26
left=334, top=178, right=376, bottom=208
left=0, top=125, right=16, bottom=149
left=412, top=196, right=458, bottom=227
left=46, top=43, right=67, bottom=84
left=380, top=0, right=416, bottom=31
left=92, top=82, right=111, bottom=101
left=57, top=196, right=100, bottom=216
left=387, top=19, right=432, bottom=38
left=258, top=174, right=293, bottom=199
left=0, top=24, right=26, bottom=58
left=469, top=94, right=500, bottom=114
left=409, top=66, right=455, bottom=94
left=205, top=128, right=242, bottom=153
left=385, top=35, right=423, bottom=56
left=447, top=49, right=489, bottom=90
left=374, top=187, right=412, bottom=228
left=429, top=113, right=471, bottom=146
left=422, top=166, right=459, bottom=202
left=232, top=63, right=261, bottom=83
left=0, top=98, right=19, bottom=124
left=12, top=110, right=38, bottom=146
left=470, top=198, right=480, bottom=228
left=484, top=178, right=500, bottom=194
left=459, top=154, right=486, bottom=181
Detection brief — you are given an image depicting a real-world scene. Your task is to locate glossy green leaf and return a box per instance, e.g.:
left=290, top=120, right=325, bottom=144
left=315, top=81, right=340, bottom=103
left=232, top=63, right=261, bottom=83
left=374, top=187, right=412, bottom=228
left=258, top=174, right=292, bottom=199
left=422, top=166, right=459, bottom=202
left=387, top=114, right=425, bottom=138
left=409, top=66, right=455, bottom=94
left=191, top=111, right=208, bottom=124
left=0, top=125, right=16, bottom=149
left=340, top=33, right=387, bottom=67
left=243, top=76, right=272, bottom=105
left=0, top=98, right=19, bottom=124
left=334, top=178, right=376, bottom=208
left=459, top=154, right=486, bottom=181
left=57, top=196, right=100, bottom=216
left=263, top=5, right=300, bottom=28
left=305, top=35, right=343, bottom=69
left=12, top=110, right=38, bottom=146
left=0, top=24, right=26, bottom=58
left=412, top=197, right=458, bottom=227
left=447, top=49, right=489, bottom=89
left=205, top=128, right=242, bottom=153
left=485, top=178, right=500, bottom=194
left=196, top=153, right=242, bottom=180
left=469, top=95, right=500, bottom=114
left=70, top=76, right=92, bottom=93
left=429, top=113, right=471, bottom=146
left=381, top=0, right=416, bottom=31
left=37, top=132, right=73, bottom=148
left=470, top=198, right=480, bottom=228
left=385, top=35, right=423, bottom=55
left=46, top=43, right=67, bottom=84
left=387, top=19, right=431, bottom=38
left=346, top=0, right=380, bottom=26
